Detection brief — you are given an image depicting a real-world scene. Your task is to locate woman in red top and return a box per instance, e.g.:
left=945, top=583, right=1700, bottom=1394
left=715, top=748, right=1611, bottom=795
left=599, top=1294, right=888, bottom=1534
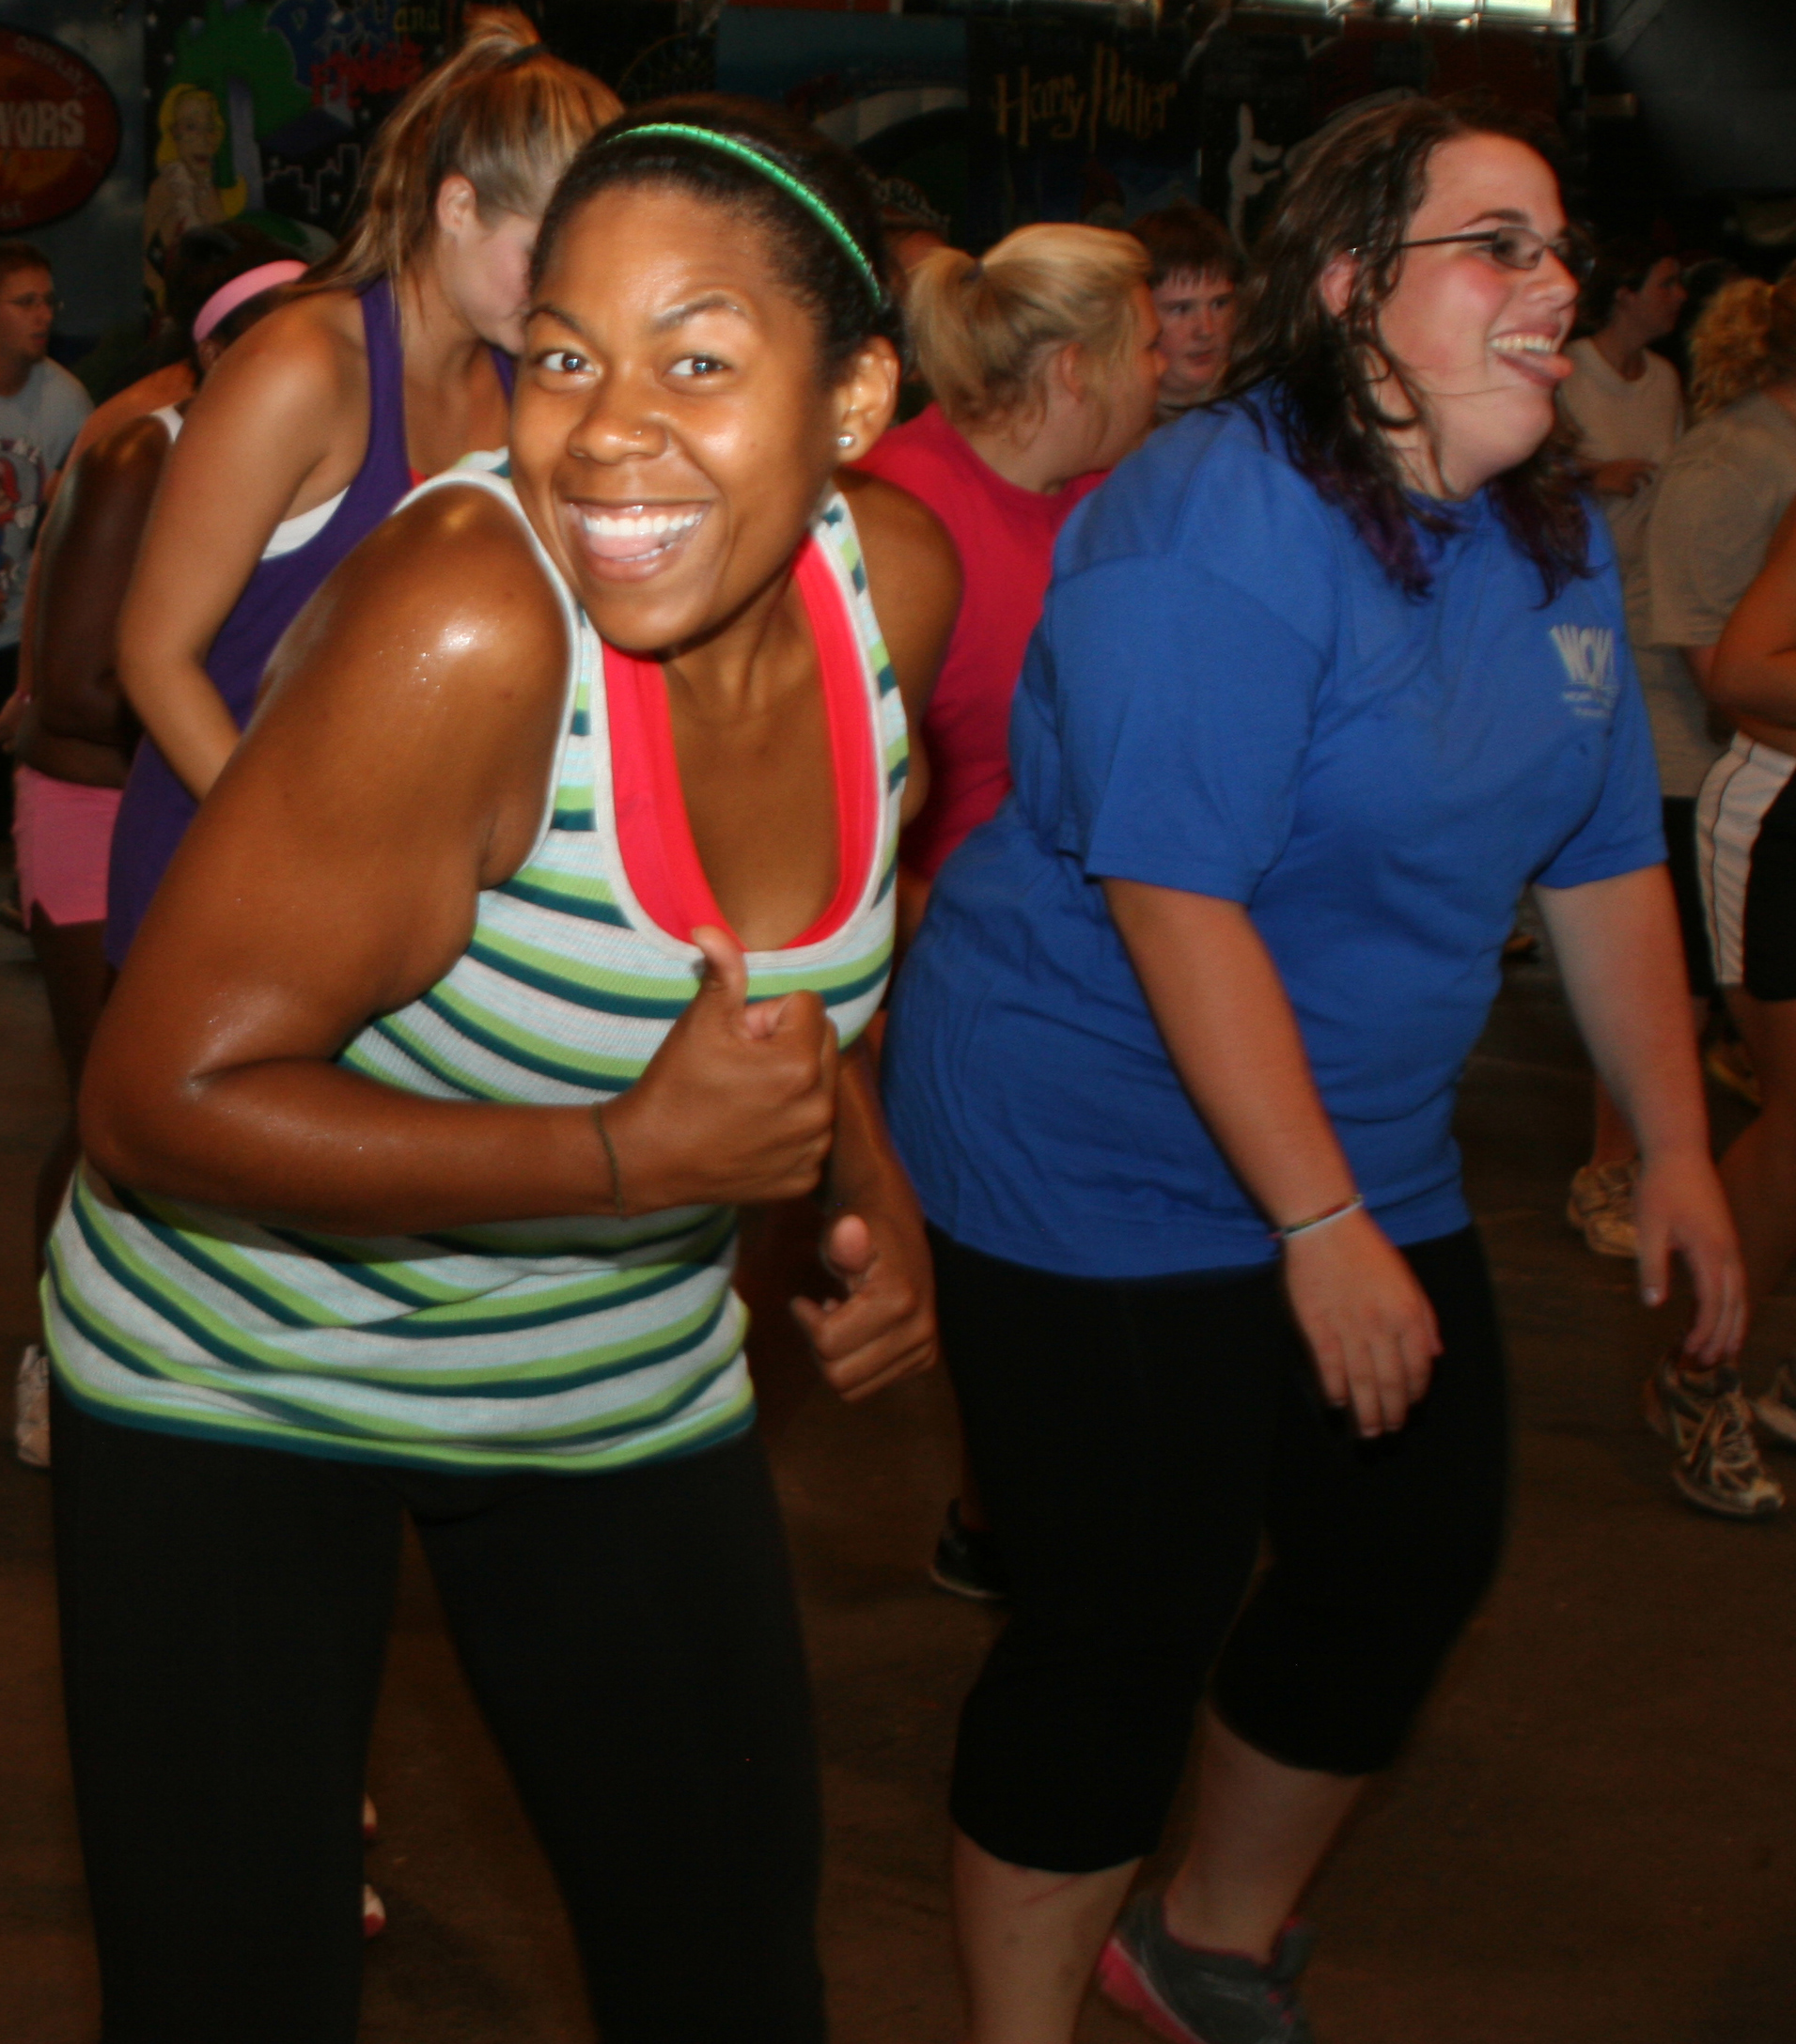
left=859, top=222, right=1162, bottom=1597
left=860, top=223, right=1163, bottom=931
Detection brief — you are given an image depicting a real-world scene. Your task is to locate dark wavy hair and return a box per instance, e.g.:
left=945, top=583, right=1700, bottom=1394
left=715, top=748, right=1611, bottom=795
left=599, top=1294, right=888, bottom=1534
left=1215, top=95, right=1589, bottom=601
left=531, top=94, right=905, bottom=385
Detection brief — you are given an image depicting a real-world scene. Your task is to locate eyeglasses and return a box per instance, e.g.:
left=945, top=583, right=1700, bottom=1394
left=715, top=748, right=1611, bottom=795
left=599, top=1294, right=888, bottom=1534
left=1397, top=226, right=1593, bottom=284
left=0, top=292, right=59, bottom=314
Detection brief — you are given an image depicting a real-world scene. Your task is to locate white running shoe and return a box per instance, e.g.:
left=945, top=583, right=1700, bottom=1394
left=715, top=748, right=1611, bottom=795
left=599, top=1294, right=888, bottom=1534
left=13, top=1345, right=49, bottom=1469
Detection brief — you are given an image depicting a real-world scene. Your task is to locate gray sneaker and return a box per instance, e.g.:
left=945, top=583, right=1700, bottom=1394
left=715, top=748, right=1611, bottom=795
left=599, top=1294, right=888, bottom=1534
left=1752, top=1361, right=1796, bottom=1451
left=1566, top=1161, right=1638, bottom=1258
left=1098, top=1894, right=1316, bottom=2044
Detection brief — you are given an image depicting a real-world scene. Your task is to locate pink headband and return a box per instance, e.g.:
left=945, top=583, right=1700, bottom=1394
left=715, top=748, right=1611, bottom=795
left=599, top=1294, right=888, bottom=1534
left=192, top=260, right=306, bottom=343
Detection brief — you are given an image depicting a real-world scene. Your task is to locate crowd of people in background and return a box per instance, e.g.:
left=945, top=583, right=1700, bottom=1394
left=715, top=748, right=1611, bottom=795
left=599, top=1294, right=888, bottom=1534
left=3, top=13, right=1796, bottom=2043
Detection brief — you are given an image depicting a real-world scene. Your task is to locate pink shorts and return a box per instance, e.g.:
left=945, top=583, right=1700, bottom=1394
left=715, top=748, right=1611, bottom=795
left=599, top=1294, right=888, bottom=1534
left=12, top=763, right=121, bottom=928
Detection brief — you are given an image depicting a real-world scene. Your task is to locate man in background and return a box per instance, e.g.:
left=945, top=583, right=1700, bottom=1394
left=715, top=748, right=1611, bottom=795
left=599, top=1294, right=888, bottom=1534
left=1130, top=203, right=1242, bottom=426
left=0, top=242, right=91, bottom=840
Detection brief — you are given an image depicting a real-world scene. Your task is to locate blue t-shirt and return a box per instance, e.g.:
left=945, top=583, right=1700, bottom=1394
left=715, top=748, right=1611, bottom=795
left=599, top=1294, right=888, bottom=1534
left=882, top=397, right=1665, bottom=1279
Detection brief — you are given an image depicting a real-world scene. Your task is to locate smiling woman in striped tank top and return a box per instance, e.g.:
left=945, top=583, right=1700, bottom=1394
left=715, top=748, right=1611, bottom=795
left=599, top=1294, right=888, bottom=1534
left=44, top=98, right=958, bottom=2043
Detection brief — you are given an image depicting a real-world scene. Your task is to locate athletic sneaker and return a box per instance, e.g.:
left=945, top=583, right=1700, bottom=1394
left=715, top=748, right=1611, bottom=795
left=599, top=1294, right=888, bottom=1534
left=1752, top=1362, right=1796, bottom=1451
left=1566, top=1162, right=1638, bottom=1258
left=929, top=1499, right=1008, bottom=1603
left=1674, top=1393, right=1784, bottom=1519
left=1642, top=1347, right=1726, bottom=1453
left=1098, top=1895, right=1316, bottom=2044
left=13, top=1345, right=49, bottom=1470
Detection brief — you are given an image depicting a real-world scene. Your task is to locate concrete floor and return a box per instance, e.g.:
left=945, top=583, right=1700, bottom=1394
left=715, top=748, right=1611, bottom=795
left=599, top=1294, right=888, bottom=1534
left=3, top=903, right=1794, bottom=2044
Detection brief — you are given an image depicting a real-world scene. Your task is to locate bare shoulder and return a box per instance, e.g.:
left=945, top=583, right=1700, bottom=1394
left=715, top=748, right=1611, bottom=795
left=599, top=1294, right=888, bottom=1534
left=840, top=466, right=961, bottom=605
left=188, top=288, right=367, bottom=429
left=81, top=410, right=175, bottom=489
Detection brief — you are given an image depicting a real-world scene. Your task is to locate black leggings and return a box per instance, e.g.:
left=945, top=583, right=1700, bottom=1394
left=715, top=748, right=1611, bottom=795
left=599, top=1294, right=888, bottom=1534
left=933, top=1225, right=1508, bottom=1874
left=51, top=1385, right=824, bottom=2044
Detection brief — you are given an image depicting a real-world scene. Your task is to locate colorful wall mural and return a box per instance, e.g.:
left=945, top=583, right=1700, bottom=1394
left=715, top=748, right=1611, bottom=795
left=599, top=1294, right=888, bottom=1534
left=143, top=0, right=457, bottom=299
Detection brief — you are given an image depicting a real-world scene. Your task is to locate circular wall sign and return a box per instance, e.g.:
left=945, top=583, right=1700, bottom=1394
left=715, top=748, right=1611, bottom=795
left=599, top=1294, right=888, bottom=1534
left=0, top=29, right=121, bottom=233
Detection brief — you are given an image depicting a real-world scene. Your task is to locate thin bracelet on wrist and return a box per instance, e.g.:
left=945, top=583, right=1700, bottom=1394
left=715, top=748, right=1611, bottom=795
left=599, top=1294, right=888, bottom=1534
left=1273, top=1193, right=1364, bottom=1244
left=592, top=1101, right=626, bottom=1221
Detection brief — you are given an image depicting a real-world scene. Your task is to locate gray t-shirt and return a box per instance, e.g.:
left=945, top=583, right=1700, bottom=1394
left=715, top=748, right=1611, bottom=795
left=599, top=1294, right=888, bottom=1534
left=1640, top=390, right=1796, bottom=796
left=0, top=356, right=91, bottom=651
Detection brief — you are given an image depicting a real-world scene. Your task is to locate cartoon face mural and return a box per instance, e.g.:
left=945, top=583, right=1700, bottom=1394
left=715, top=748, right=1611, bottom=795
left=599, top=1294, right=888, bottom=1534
left=144, top=83, right=245, bottom=300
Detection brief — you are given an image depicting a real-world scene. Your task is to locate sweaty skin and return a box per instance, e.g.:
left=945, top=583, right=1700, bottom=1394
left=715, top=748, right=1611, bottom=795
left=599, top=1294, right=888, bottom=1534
left=83, top=180, right=959, bottom=1404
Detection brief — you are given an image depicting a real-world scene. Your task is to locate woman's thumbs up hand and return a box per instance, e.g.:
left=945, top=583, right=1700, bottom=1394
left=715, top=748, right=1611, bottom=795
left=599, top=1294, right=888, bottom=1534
left=602, top=926, right=839, bottom=1214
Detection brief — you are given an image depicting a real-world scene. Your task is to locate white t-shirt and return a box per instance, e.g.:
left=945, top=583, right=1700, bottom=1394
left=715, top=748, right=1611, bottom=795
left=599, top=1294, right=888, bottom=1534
left=0, top=356, right=91, bottom=651
left=1557, top=337, right=1684, bottom=577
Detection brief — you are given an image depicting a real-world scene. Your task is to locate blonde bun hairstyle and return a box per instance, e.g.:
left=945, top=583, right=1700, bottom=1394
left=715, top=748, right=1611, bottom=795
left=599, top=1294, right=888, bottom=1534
left=1689, top=271, right=1796, bottom=418
left=904, top=223, right=1149, bottom=429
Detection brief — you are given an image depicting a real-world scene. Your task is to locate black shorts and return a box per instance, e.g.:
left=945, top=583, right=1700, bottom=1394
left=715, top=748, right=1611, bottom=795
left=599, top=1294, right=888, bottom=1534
left=1663, top=795, right=1716, bottom=1000
left=1697, top=738, right=1796, bottom=1003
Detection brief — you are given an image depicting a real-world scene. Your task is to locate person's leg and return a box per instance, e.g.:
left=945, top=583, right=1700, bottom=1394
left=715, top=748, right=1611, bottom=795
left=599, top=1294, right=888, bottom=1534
left=1160, top=1712, right=1363, bottom=1961
left=1183, top=1229, right=1507, bottom=1958
left=1724, top=748, right=1796, bottom=1308
left=934, top=1232, right=1284, bottom=2044
left=1647, top=757, right=1786, bottom=1511
left=1719, top=986, right=1796, bottom=1311
left=24, top=906, right=111, bottom=1254
left=51, top=1382, right=400, bottom=2041
left=411, top=1432, right=825, bottom=2044
left=952, top=1834, right=1138, bottom=2044
left=1572, top=802, right=1713, bottom=1256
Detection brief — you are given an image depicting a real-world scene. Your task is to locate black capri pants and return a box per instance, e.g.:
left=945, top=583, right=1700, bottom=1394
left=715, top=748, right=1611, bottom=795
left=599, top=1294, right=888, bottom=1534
left=51, top=1384, right=824, bottom=2044
left=933, top=1224, right=1508, bottom=1875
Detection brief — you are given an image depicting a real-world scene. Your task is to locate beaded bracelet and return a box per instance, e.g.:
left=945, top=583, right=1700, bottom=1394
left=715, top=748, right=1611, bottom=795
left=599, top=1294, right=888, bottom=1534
left=1273, top=1193, right=1364, bottom=1243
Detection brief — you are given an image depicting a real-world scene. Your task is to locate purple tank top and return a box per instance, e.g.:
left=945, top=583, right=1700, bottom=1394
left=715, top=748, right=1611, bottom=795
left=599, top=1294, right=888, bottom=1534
left=105, top=278, right=515, bottom=964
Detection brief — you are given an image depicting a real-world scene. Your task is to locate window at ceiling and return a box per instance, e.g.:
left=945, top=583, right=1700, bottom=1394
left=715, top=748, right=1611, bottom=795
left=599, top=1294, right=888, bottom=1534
left=1240, top=0, right=1577, bottom=23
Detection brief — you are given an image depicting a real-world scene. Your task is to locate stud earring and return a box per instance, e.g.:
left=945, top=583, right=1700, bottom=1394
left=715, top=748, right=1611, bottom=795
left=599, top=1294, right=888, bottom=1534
left=836, top=432, right=854, bottom=448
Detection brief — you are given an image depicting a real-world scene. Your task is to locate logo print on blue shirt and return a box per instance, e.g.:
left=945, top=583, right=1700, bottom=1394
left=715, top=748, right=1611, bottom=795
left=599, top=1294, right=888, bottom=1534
left=1551, top=624, right=1618, bottom=722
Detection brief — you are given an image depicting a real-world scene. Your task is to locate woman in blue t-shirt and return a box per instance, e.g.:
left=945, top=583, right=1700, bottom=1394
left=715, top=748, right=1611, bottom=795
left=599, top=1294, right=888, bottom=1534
left=882, top=99, right=1745, bottom=2044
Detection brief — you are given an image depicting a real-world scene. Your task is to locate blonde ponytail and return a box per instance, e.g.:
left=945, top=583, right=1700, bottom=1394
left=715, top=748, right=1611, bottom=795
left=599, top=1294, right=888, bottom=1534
left=1689, top=273, right=1796, bottom=418
left=904, top=224, right=1149, bottom=429
left=305, top=18, right=620, bottom=297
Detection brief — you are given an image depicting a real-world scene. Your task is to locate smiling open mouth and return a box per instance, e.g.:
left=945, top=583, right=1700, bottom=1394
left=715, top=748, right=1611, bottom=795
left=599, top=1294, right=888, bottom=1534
left=1489, top=332, right=1570, bottom=385
left=573, top=505, right=708, bottom=568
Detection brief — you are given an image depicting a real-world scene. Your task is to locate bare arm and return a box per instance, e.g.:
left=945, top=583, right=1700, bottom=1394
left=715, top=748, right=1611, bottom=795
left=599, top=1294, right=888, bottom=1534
left=29, top=416, right=164, bottom=750
left=1103, top=880, right=1440, bottom=1436
left=789, top=1041, right=938, bottom=1401
left=1534, top=866, right=1744, bottom=1362
left=1707, top=496, right=1796, bottom=729
left=85, top=488, right=838, bottom=1235
left=113, top=296, right=367, bottom=799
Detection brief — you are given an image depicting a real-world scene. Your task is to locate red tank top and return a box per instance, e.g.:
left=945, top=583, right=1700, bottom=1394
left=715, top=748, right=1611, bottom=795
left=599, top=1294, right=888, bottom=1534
left=606, top=535, right=879, bottom=949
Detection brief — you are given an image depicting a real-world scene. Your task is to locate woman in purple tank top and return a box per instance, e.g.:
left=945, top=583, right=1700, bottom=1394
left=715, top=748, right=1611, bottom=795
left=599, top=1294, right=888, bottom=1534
left=108, top=21, right=617, bottom=964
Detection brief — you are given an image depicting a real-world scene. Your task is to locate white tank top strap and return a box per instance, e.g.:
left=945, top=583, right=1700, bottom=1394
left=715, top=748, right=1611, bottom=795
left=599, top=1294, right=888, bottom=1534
left=154, top=402, right=355, bottom=560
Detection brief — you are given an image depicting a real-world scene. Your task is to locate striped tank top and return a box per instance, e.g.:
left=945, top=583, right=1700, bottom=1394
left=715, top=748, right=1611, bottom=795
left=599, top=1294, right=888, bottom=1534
left=44, top=464, right=906, bottom=1473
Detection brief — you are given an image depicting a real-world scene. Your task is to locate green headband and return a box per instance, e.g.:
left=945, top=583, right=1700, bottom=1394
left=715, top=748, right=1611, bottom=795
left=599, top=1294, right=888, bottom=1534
left=612, top=121, right=886, bottom=309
